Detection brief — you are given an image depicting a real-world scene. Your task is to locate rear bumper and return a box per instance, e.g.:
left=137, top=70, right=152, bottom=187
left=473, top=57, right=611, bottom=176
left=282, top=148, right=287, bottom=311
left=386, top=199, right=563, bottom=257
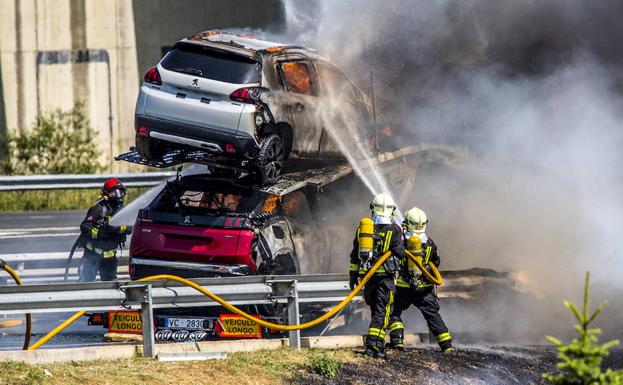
left=129, top=256, right=251, bottom=280
left=136, top=114, right=259, bottom=158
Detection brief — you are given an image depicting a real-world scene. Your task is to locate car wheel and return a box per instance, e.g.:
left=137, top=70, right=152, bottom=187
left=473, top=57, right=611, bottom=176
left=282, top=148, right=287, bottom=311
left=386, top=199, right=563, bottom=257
left=256, top=134, right=284, bottom=185
left=257, top=250, right=299, bottom=320
left=136, top=135, right=164, bottom=160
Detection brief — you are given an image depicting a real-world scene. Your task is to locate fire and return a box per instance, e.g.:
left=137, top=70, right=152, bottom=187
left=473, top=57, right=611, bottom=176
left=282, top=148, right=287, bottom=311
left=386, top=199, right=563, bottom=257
left=265, top=46, right=285, bottom=53
left=282, top=62, right=314, bottom=95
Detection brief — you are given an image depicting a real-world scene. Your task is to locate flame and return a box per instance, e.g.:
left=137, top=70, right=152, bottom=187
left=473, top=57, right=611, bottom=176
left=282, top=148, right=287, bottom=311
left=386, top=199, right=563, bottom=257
left=265, top=46, right=285, bottom=53
left=282, top=62, right=314, bottom=95
left=261, top=195, right=281, bottom=213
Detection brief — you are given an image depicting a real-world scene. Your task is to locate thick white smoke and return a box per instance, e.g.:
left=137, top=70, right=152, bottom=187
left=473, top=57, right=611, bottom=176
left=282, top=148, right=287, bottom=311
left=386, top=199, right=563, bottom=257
left=282, top=0, right=623, bottom=338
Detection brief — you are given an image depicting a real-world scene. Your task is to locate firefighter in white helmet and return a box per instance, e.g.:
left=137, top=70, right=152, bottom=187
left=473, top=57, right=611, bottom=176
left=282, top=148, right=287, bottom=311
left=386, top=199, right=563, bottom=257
left=349, top=192, right=405, bottom=358
left=386, top=206, right=452, bottom=352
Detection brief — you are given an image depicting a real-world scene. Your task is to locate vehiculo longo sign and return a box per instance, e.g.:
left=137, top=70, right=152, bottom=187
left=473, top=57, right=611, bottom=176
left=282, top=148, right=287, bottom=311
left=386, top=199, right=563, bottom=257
left=216, top=314, right=262, bottom=338
left=108, top=310, right=143, bottom=334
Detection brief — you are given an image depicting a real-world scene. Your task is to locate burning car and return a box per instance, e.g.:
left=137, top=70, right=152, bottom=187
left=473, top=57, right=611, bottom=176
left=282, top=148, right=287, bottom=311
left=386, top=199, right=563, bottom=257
left=119, top=171, right=333, bottom=341
left=134, top=30, right=374, bottom=184
left=128, top=172, right=330, bottom=280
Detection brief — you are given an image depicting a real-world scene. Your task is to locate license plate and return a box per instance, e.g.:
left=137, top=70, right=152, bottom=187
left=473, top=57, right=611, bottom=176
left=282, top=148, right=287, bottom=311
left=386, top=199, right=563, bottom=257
left=164, top=317, right=210, bottom=330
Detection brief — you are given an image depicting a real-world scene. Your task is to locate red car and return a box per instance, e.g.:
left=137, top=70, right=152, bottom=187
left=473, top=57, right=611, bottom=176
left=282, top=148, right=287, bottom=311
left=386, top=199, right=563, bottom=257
left=122, top=172, right=333, bottom=342
left=128, top=172, right=330, bottom=280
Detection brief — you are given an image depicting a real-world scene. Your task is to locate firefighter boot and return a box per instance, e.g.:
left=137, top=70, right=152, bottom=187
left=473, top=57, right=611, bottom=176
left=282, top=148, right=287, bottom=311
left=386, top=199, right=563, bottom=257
left=437, top=332, right=453, bottom=352
left=364, top=335, right=387, bottom=359
left=387, top=321, right=405, bottom=351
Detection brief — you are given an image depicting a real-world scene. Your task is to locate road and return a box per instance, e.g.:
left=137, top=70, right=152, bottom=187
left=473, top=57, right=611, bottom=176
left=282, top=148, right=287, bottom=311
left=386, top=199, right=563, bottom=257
left=0, top=211, right=83, bottom=254
left=0, top=210, right=117, bottom=351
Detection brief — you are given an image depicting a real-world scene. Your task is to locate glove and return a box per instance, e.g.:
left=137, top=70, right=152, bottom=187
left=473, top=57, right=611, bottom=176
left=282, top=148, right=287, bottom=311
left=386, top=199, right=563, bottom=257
left=118, top=225, right=133, bottom=235
left=349, top=271, right=360, bottom=291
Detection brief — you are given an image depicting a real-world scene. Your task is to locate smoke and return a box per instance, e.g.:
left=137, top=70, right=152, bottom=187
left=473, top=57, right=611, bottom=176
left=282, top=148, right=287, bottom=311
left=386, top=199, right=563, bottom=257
left=282, top=0, right=623, bottom=338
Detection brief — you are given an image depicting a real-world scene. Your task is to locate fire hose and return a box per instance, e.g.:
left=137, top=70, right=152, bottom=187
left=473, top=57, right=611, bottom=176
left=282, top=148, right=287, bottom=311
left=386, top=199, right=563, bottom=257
left=26, top=250, right=442, bottom=350
left=0, top=259, right=32, bottom=350
left=405, top=250, right=443, bottom=285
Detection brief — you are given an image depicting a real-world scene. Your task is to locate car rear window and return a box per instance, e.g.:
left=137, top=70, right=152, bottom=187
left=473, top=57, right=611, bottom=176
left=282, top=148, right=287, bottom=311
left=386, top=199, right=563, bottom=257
left=154, top=180, right=263, bottom=215
left=161, top=44, right=261, bottom=84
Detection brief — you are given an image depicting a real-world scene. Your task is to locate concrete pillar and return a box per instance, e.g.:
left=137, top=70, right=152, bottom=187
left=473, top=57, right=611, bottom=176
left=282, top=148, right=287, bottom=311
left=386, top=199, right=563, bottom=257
left=85, top=0, right=139, bottom=169
left=0, top=0, right=285, bottom=171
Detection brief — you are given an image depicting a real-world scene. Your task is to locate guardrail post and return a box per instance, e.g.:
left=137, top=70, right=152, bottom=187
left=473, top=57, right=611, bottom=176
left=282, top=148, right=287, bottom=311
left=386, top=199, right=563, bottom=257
left=141, top=284, right=156, bottom=358
left=287, top=280, right=300, bottom=350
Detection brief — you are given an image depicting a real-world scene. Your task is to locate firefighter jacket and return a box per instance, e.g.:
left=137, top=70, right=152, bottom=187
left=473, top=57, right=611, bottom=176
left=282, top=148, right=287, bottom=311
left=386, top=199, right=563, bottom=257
left=397, top=236, right=440, bottom=289
left=80, top=199, right=131, bottom=258
left=349, top=222, right=405, bottom=277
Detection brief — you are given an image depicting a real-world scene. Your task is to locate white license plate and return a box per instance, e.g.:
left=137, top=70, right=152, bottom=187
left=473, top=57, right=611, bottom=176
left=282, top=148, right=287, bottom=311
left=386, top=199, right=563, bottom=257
left=164, top=317, right=209, bottom=330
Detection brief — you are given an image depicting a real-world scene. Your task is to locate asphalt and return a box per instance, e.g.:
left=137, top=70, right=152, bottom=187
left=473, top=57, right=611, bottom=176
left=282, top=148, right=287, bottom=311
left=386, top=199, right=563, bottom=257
left=0, top=210, right=84, bottom=254
left=0, top=210, right=103, bottom=350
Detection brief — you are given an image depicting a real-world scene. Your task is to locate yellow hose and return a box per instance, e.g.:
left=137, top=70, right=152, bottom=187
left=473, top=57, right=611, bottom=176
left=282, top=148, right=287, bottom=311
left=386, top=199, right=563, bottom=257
left=0, top=259, right=32, bottom=350
left=28, top=251, right=393, bottom=350
left=27, top=311, right=86, bottom=350
left=405, top=250, right=443, bottom=285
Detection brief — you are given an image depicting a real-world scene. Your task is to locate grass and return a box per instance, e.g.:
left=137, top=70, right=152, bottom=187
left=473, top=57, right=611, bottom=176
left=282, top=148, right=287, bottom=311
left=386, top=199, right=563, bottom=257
left=0, top=349, right=362, bottom=385
left=308, top=352, right=343, bottom=379
left=0, top=188, right=149, bottom=212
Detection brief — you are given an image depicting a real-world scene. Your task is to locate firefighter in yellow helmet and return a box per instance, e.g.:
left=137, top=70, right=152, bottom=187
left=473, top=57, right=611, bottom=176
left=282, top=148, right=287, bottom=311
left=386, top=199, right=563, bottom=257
left=386, top=206, right=452, bottom=352
left=349, top=193, right=405, bottom=358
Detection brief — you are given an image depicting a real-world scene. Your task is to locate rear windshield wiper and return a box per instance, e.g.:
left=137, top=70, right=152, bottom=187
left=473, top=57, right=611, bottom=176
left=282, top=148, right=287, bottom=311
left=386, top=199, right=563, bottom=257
left=170, top=67, right=203, bottom=76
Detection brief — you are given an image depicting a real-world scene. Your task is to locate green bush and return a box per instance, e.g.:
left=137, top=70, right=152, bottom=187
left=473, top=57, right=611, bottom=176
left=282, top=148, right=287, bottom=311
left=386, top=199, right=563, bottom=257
left=0, top=188, right=149, bottom=212
left=0, top=103, right=102, bottom=175
left=309, top=352, right=342, bottom=379
left=544, top=271, right=623, bottom=385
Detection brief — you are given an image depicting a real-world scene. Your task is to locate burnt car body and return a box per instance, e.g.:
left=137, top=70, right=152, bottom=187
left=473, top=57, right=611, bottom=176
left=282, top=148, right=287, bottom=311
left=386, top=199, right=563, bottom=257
left=125, top=172, right=333, bottom=341
left=128, top=173, right=331, bottom=280
left=135, top=30, right=374, bottom=183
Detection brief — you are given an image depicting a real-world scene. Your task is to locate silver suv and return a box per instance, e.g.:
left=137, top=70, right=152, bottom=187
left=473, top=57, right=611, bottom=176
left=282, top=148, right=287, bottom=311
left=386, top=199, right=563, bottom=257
left=135, top=31, right=373, bottom=183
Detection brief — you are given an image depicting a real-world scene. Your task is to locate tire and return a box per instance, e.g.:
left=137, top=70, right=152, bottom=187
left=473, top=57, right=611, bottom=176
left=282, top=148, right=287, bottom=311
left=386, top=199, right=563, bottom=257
left=136, top=135, right=164, bottom=160
left=257, top=250, right=299, bottom=319
left=255, top=134, right=285, bottom=185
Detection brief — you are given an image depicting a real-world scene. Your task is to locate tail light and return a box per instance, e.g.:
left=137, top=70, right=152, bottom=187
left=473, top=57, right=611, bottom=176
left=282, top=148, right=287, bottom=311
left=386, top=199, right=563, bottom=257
left=137, top=126, right=148, bottom=137
left=224, top=143, right=236, bottom=153
left=229, top=87, right=265, bottom=103
left=144, top=66, right=162, bottom=86
left=138, top=209, right=153, bottom=223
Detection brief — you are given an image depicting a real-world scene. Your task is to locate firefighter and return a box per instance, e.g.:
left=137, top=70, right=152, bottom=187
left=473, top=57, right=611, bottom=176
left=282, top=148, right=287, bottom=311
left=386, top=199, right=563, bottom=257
left=78, top=178, right=132, bottom=282
left=349, top=192, right=404, bottom=358
left=386, top=206, right=452, bottom=352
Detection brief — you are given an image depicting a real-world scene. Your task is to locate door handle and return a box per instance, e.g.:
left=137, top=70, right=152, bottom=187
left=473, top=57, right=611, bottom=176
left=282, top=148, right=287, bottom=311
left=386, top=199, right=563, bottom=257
left=294, top=102, right=305, bottom=112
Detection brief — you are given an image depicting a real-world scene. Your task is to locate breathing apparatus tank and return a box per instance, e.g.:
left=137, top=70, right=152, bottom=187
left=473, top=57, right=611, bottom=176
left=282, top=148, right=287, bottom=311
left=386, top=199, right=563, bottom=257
left=358, top=217, right=375, bottom=268
left=406, top=235, right=424, bottom=276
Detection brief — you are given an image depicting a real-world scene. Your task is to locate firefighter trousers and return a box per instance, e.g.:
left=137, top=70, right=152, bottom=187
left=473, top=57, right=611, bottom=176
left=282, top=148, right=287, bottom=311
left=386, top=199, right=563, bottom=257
left=78, top=250, right=118, bottom=282
left=387, top=286, right=452, bottom=350
left=363, top=275, right=395, bottom=352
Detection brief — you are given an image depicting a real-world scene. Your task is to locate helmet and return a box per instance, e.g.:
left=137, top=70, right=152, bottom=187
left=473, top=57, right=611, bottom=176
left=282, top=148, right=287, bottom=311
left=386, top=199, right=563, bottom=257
left=102, top=178, right=126, bottom=202
left=370, top=193, right=396, bottom=217
left=404, top=206, right=428, bottom=234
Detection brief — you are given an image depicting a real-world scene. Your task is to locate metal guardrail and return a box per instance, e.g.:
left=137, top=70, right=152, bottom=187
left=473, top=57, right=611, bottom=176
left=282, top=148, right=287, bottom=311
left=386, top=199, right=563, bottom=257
left=0, top=273, right=354, bottom=354
left=0, top=172, right=175, bottom=191
left=0, top=252, right=130, bottom=285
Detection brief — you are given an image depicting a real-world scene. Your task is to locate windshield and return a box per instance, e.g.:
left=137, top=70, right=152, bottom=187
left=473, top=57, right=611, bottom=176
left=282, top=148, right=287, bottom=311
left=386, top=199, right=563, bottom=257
left=161, top=43, right=262, bottom=84
left=154, top=180, right=262, bottom=215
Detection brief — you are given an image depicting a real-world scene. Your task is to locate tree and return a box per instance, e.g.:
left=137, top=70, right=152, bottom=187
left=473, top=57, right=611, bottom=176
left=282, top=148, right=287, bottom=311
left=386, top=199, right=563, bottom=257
left=544, top=271, right=623, bottom=385
left=0, top=103, right=102, bottom=175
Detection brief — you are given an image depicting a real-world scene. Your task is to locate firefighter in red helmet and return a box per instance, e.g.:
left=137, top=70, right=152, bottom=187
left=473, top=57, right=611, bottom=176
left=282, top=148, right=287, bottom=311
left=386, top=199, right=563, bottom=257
left=78, top=178, right=132, bottom=282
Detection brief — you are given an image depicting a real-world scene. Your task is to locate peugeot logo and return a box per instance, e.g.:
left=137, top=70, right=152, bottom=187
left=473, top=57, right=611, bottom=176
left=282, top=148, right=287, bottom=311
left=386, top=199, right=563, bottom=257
left=192, top=78, right=199, bottom=86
